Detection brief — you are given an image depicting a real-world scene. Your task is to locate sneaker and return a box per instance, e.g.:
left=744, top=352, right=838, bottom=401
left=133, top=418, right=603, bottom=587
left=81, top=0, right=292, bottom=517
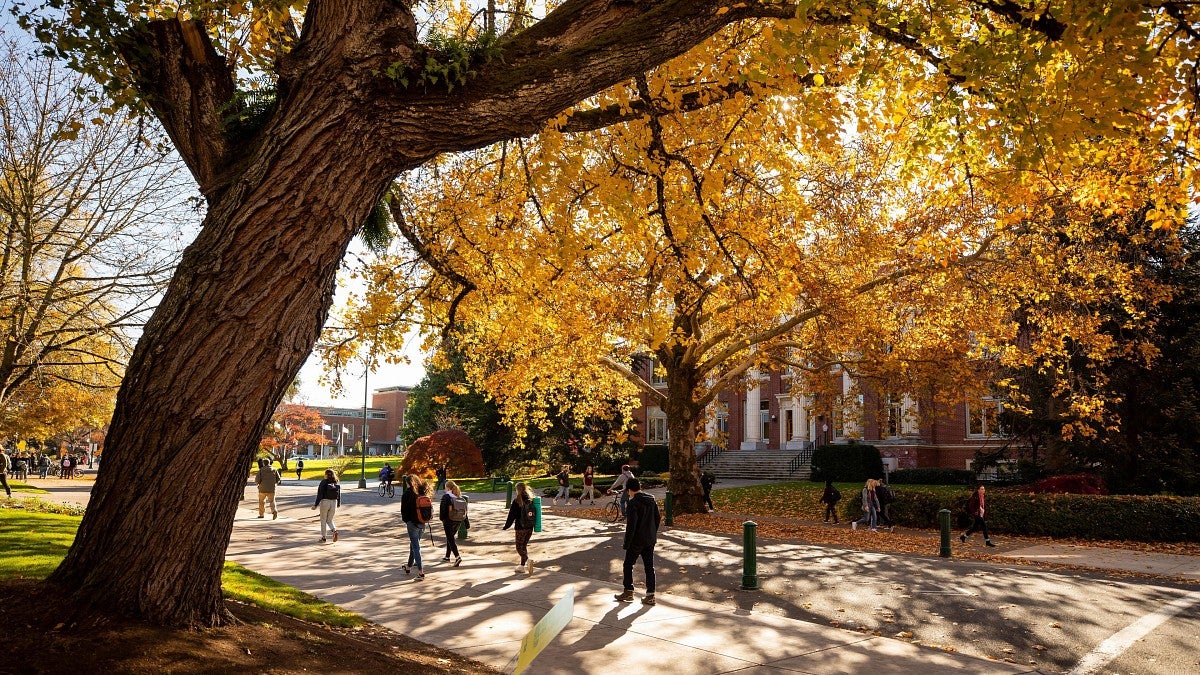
left=959, top=534, right=967, bottom=543
left=442, top=556, right=451, bottom=562
left=403, top=564, right=411, bottom=575
left=614, top=590, right=635, bottom=602
left=851, top=522, right=858, bottom=530
left=320, top=537, right=326, bottom=543
left=272, top=512, right=277, bottom=520
left=416, top=572, right=425, bottom=581
left=985, top=540, right=997, bottom=547
left=332, top=530, right=338, bottom=542
left=642, top=594, right=656, bottom=606
left=869, top=528, right=878, bottom=532
left=453, top=557, right=462, bottom=567
left=257, top=514, right=264, bottom=518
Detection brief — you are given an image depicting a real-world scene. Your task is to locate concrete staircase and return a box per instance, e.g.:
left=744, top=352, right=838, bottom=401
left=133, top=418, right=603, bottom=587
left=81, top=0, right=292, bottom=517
left=699, top=448, right=813, bottom=481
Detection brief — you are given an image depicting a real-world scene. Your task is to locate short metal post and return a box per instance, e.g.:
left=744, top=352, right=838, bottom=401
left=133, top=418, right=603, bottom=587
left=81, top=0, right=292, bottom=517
left=742, top=521, right=759, bottom=590
left=939, top=508, right=952, bottom=557
left=533, top=496, right=543, bottom=533
left=505, top=481, right=514, bottom=509
left=664, top=491, right=674, bottom=526
left=457, top=495, right=469, bottom=540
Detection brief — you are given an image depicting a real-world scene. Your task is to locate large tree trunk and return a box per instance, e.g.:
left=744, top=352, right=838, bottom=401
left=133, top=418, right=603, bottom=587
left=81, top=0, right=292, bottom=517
left=665, top=369, right=706, bottom=514
left=48, top=99, right=394, bottom=627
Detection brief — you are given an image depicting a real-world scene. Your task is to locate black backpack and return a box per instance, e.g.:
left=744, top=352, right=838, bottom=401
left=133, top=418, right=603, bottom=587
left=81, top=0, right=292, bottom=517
left=877, top=485, right=894, bottom=505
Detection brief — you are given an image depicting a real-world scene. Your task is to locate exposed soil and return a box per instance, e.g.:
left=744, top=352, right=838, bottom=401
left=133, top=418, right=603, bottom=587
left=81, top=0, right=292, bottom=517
left=0, top=579, right=497, bottom=675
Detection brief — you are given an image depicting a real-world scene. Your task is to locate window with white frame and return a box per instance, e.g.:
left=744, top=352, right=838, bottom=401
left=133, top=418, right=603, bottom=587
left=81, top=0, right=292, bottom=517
left=648, top=414, right=669, bottom=444
left=716, top=407, right=729, bottom=436
left=967, top=399, right=1005, bottom=437
left=884, top=394, right=903, bottom=438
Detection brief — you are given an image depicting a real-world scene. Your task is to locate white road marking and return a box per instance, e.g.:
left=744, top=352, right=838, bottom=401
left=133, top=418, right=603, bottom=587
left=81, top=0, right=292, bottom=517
left=1068, top=590, right=1200, bottom=674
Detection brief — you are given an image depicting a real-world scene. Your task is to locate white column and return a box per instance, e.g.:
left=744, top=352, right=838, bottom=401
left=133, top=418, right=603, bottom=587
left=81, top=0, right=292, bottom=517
left=741, top=370, right=763, bottom=450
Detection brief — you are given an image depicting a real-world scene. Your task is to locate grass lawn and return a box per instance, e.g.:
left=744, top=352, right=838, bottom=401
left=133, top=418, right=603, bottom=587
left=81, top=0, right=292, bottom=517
left=0, top=504, right=364, bottom=627
left=5, top=480, right=49, bottom=494
left=280, top=455, right=402, bottom=481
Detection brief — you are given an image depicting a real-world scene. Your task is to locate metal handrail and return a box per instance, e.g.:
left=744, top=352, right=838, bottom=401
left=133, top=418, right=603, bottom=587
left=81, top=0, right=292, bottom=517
left=787, top=443, right=815, bottom=474
left=699, top=444, right=726, bottom=468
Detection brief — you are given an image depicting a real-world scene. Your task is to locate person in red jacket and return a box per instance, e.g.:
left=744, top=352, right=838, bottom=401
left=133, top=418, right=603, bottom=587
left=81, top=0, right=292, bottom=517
left=960, top=484, right=996, bottom=547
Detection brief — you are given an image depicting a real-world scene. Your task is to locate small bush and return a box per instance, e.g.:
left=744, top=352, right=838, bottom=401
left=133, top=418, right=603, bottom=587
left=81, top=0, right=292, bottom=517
left=888, top=468, right=976, bottom=485
left=1024, top=473, right=1108, bottom=495
left=811, top=443, right=883, bottom=482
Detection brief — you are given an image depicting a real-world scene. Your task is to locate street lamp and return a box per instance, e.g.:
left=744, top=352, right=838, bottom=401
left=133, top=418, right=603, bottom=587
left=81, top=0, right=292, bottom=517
left=358, top=358, right=369, bottom=489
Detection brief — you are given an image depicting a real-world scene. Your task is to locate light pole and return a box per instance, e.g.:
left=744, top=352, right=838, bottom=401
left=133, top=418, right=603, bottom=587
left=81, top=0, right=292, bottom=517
left=358, top=359, right=369, bottom=489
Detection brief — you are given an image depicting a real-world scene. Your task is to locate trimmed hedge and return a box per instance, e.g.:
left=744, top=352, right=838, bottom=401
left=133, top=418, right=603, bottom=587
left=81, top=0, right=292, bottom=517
left=637, top=444, right=670, bottom=473
left=811, top=443, right=884, bottom=482
left=845, top=488, right=1200, bottom=542
left=888, top=468, right=976, bottom=485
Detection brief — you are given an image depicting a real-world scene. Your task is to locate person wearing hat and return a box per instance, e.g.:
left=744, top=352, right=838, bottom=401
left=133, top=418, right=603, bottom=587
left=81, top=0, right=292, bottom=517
left=613, top=477, right=661, bottom=606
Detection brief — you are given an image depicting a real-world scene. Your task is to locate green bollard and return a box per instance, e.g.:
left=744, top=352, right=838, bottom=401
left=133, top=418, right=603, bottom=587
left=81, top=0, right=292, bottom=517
left=664, top=491, right=674, bottom=526
left=457, top=495, right=470, bottom=540
left=505, top=481, right=514, bottom=509
left=533, top=496, right=543, bottom=532
left=939, top=508, right=952, bottom=557
left=742, top=521, right=759, bottom=590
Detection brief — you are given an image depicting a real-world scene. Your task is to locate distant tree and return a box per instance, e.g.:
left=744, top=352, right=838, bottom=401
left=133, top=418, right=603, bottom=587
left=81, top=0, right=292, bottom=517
left=260, top=403, right=327, bottom=469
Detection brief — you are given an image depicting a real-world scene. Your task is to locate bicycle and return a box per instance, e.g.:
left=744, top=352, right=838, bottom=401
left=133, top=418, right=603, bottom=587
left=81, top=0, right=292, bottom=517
left=601, top=490, right=625, bottom=523
left=376, top=481, right=395, bottom=498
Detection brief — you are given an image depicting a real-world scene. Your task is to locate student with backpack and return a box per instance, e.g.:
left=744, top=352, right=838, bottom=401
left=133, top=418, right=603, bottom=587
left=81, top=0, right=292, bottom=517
left=439, top=480, right=468, bottom=566
left=401, top=475, right=432, bottom=580
left=503, top=482, right=536, bottom=574
left=311, top=469, right=341, bottom=542
left=819, top=479, right=841, bottom=524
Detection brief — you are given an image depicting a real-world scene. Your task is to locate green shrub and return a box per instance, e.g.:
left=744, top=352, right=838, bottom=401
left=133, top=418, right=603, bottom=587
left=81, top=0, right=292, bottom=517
left=839, top=488, right=1200, bottom=541
left=811, top=443, right=883, bottom=482
left=637, top=444, right=670, bottom=473
left=889, top=468, right=976, bottom=485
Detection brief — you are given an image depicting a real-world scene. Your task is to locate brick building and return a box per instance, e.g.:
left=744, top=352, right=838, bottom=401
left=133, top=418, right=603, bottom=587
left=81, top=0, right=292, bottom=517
left=309, top=386, right=411, bottom=457
left=631, top=361, right=1012, bottom=472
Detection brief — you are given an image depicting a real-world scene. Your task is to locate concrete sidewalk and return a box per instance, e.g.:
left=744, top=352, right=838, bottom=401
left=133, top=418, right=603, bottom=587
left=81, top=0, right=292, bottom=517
left=227, top=496, right=1032, bottom=674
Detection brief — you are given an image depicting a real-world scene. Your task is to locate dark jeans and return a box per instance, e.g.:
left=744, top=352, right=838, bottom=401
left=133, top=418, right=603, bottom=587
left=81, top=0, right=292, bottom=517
left=622, top=545, right=656, bottom=594
left=0, top=473, right=9, bottom=496
left=514, top=528, right=533, bottom=564
left=823, top=503, right=839, bottom=522
left=877, top=504, right=894, bottom=527
left=703, top=489, right=713, bottom=511
left=964, top=515, right=990, bottom=539
left=442, top=521, right=460, bottom=558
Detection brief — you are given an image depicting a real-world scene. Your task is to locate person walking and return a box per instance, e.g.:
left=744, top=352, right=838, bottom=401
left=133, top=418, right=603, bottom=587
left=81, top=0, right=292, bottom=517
left=439, top=480, right=468, bottom=566
left=851, top=479, right=881, bottom=531
left=38, top=454, right=49, bottom=479
left=0, top=451, right=11, bottom=498
left=435, top=464, right=448, bottom=494
left=819, top=479, right=841, bottom=523
left=401, top=475, right=431, bottom=580
left=579, top=466, right=597, bottom=505
left=700, top=470, right=716, bottom=512
left=960, top=484, right=997, bottom=547
left=503, top=481, right=536, bottom=573
left=311, top=469, right=341, bottom=542
left=876, top=480, right=896, bottom=532
left=552, top=465, right=571, bottom=505
left=295, top=458, right=304, bottom=480
left=608, top=464, right=634, bottom=517
left=613, top=478, right=661, bottom=606
left=255, top=458, right=281, bottom=519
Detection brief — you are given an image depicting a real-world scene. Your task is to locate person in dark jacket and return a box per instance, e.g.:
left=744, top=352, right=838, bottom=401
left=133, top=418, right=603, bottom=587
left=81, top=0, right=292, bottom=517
left=613, top=478, right=661, bottom=606
left=700, top=471, right=716, bottom=512
left=819, top=479, right=841, bottom=524
left=400, top=475, right=429, bottom=579
left=503, top=481, right=536, bottom=573
left=439, top=480, right=466, bottom=566
left=960, top=484, right=996, bottom=547
left=310, top=469, right=341, bottom=542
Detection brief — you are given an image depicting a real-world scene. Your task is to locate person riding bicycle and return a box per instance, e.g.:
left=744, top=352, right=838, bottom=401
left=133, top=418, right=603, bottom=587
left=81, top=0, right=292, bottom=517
left=378, top=463, right=395, bottom=486
left=608, top=464, right=635, bottom=517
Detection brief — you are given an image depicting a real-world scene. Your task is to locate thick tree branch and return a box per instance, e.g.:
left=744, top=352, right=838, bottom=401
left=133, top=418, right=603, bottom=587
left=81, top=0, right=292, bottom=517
left=117, top=19, right=235, bottom=198
left=600, top=355, right=668, bottom=407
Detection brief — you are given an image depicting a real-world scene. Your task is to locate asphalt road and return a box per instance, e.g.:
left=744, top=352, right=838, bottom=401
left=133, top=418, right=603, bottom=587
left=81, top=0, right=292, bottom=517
left=27, top=477, right=1200, bottom=674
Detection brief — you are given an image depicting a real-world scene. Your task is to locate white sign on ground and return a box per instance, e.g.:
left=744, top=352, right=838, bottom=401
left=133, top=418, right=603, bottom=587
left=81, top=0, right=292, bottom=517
left=512, top=585, right=575, bottom=675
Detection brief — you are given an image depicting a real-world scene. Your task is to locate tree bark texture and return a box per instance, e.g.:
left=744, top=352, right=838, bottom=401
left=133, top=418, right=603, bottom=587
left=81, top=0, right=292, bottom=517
left=664, top=366, right=707, bottom=514
left=49, top=0, right=762, bottom=626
